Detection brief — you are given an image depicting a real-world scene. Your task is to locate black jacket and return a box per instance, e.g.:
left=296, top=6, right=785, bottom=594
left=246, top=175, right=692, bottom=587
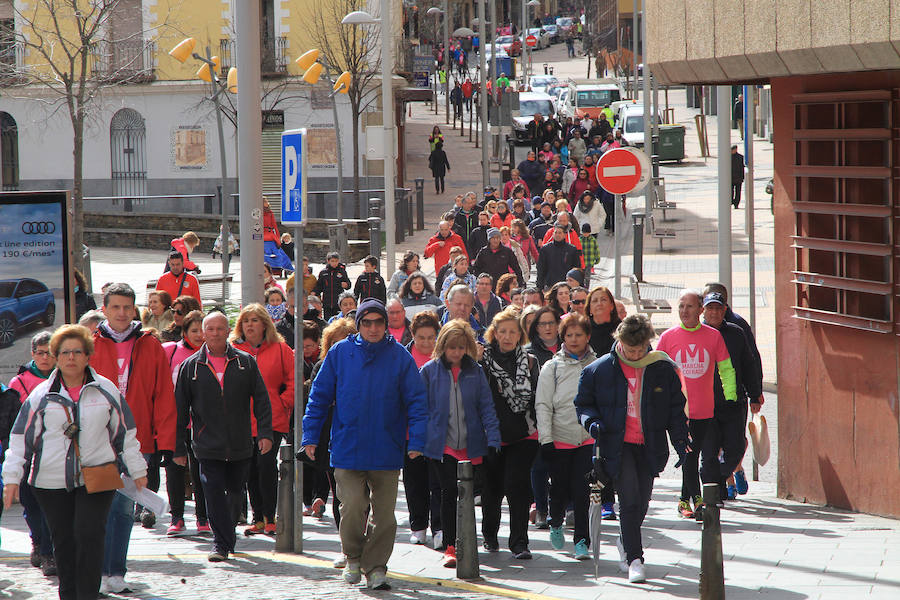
left=277, top=313, right=296, bottom=349
left=732, top=152, right=745, bottom=182
left=526, top=118, right=545, bottom=143
left=75, top=289, right=97, bottom=321
left=354, top=272, right=387, bottom=303
left=467, top=226, right=490, bottom=260
left=707, top=319, right=762, bottom=411
left=588, top=319, right=619, bottom=357
left=725, top=307, right=761, bottom=380
left=536, top=240, right=581, bottom=290
left=453, top=209, right=480, bottom=254
left=474, top=293, right=506, bottom=327
left=529, top=214, right=553, bottom=247
left=0, top=384, right=20, bottom=460
left=473, top=244, right=525, bottom=287
left=175, top=344, right=273, bottom=461
left=517, top=159, right=545, bottom=193
left=429, top=148, right=451, bottom=177
left=480, top=346, right=539, bottom=444
left=525, top=335, right=557, bottom=367
left=314, top=263, right=351, bottom=309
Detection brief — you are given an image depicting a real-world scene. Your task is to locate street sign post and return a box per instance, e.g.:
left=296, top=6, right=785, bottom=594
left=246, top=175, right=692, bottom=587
left=525, top=35, right=537, bottom=48
left=597, top=146, right=651, bottom=298
left=281, top=128, right=307, bottom=225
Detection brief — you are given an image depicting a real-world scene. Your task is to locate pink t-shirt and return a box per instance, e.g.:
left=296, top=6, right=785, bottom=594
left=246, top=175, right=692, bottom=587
left=620, top=362, right=645, bottom=444
left=554, top=440, right=593, bottom=450
left=410, top=345, right=432, bottom=369
left=389, top=326, right=406, bottom=342
left=656, top=323, right=730, bottom=420
left=207, top=355, right=227, bottom=388
left=115, top=338, right=137, bottom=396
left=65, top=385, right=83, bottom=403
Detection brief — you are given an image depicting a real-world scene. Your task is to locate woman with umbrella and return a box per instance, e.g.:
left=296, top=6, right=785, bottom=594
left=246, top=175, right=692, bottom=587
left=573, top=314, right=689, bottom=583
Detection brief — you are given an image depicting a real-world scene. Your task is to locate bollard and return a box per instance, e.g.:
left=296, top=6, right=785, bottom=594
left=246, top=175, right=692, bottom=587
left=507, top=136, right=516, bottom=172
left=456, top=461, right=480, bottom=580
left=368, top=198, right=381, bottom=259
left=275, top=444, right=294, bottom=552
left=549, top=66, right=554, bottom=75
left=699, top=483, right=725, bottom=600
left=651, top=154, right=660, bottom=179
left=415, top=178, right=425, bottom=229
left=543, top=63, right=548, bottom=75
left=631, top=211, right=645, bottom=282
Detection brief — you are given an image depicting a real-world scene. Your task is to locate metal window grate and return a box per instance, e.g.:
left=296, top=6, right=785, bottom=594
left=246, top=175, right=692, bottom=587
left=110, top=108, right=147, bottom=200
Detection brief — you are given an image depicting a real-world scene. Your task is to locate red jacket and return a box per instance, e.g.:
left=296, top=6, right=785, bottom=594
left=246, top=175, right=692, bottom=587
left=502, top=178, right=530, bottom=201
left=542, top=227, right=585, bottom=268
left=424, top=231, right=468, bottom=272
left=91, top=325, right=177, bottom=453
left=490, top=212, right=514, bottom=230
left=169, top=238, right=198, bottom=271
left=232, top=339, right=295, bottom=434
left=263, top=209, right=280, bottom=243
left=156, top=271, right=202, bottom=306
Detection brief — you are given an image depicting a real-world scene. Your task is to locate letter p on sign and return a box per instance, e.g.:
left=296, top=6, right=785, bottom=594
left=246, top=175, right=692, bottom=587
left=281, top=129, right=306, bottom=225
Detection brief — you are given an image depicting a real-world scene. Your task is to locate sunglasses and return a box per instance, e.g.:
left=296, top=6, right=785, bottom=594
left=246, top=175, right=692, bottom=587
left=174, top=309, right=186, bottom=316
left=359, top=317, right=385, bottom=328
left=571, top=299, right=586, bottom=305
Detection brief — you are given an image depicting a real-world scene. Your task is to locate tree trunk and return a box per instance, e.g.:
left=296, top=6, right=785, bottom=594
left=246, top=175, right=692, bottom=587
left=71, top=113, right=84, bottom=275
left=351, top=96, right=361, bottom=213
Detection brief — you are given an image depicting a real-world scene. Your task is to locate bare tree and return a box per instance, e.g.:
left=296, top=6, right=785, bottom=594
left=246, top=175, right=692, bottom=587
left=0, top=0, right=165, bottom=272
left=309, top=0, right=381, bottom=205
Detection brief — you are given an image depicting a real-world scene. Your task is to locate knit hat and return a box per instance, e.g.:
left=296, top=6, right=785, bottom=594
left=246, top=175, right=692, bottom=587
left=487, top=227, right=500, bottom=240
left=566, top=269, right=585, bottom=286
left=355, top=298, right=388, bottom=328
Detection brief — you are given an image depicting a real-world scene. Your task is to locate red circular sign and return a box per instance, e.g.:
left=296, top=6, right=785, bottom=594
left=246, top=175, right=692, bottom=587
left=525, top=35, right=537, bottom=47
left=596, top=148, right=643, bottom=195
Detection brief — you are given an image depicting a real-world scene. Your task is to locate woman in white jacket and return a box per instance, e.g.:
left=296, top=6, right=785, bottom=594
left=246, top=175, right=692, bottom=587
left=572, top=191, right=604, bottom=240
left=2, top=325, right=147, bottom=600
left=535, top=313, right=596, bottom=560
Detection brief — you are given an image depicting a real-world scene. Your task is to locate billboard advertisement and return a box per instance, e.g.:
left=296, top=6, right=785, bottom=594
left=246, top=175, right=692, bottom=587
left=0, top=191, right=72, bottom=386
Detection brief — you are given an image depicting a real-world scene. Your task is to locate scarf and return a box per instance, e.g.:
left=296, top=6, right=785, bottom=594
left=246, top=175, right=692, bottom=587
left=481, top=344, right=532, bottom=414
left=98, top=320, right=142, bottom=343
left=266, top=303, right=287, bottom=322
left=614, top=343, right=672, bottom=369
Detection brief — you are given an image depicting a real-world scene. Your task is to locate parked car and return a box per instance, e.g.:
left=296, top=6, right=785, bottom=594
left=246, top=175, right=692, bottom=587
left=530, top=75, right=558, bottom=95
left=495, top=35, right=522, bottom=57
left=543, top=24, right=559, bottom=43
left=512, top=92, right=556, bottom=142
left=526, top=28, right=551, bottom=50
left=0, top=278, right=56, bottom=347
left=556, top=17, right=576, bottom=38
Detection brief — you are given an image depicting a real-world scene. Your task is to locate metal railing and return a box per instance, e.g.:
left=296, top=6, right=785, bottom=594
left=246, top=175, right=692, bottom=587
left=0, top=40, right=25, bottom=84
left=221, top=36, right=288, bottom=76
left=88, top=39, right=157, bottom=82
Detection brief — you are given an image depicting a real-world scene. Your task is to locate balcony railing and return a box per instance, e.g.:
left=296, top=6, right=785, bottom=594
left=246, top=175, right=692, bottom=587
left=219, top=36, right=288, bottom=77
left=0, top=40, right=25, bottom=85
left=88, top=39, right=157, bottom=83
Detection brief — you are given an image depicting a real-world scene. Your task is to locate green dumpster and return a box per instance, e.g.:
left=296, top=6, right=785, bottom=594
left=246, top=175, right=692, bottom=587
left=656, top=124, right=685, bottom=162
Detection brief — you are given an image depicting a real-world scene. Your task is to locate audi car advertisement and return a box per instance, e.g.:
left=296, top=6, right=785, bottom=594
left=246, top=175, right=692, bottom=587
left=0, top=191, right=71, bottom=386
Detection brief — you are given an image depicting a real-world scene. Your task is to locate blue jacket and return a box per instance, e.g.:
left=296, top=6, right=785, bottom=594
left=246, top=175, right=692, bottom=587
left=573, top=351, right=689, bottom=479
left=420, top=356, right=501, bottom=460
left=303, top=333, right=428, bottom=470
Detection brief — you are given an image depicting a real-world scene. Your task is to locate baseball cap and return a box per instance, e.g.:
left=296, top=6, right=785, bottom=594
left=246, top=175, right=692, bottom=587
left=702, top=292, right=726, bottom=307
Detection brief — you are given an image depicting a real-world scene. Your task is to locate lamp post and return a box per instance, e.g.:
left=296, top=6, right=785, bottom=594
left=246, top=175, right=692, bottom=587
left=477, top=0, right=489, bottom=189
left=169, top=38, right=236, bottom=305
left=425, top=6, right=442, bottom=117
left=523, top=0, right=540, bottom=87
left=343, top=3, right=396, bottom=282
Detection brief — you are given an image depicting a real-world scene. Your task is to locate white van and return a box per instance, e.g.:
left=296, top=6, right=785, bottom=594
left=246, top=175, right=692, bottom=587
left=512, top=91, right=556, bottom=142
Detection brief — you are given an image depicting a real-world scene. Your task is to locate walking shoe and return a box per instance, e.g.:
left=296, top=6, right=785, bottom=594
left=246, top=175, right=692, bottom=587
left=734, top=470, right=749, bottom=495
left=442, top=545, right=457, bottom=568
left=133, top=505, right=143, bottom=523
left=677, top=500, right=694, bottom=519
left=601, top=502, right=617, bottom=520
left=409, top=529, right=427, bottom=545
left=512, top=548, right=532, bottom=560
left=244, top=521, right=265, bottom=536
left=140, top=508, right=156, bottom=528
left=333, top=555, right=347, bottom=569
left=432, top=530, right=443, bottom=550
left=615, top=536, right=628, bottom=572
left=30, top=543, right=41, bottom=568
left=197, top=521, right=212, bottom=535
left=693, top=496, right=705, bottom=522
left=343, top=561, right=361, bottom=584
left=483, top=538, right=499, bottom=553
left=529, top=503, right=537, bottom=524
left=207, top=550, right=228, bottom=562
left=726, top=485, right=738, bottom=501
left=573, top=539, right=590, bottom=561
left=311, top=497, right=326, bottom=518
left=99, top=576, right=109, bottom=594
left=627, top=558, right=646, bottom=583
left=264, top=521, right=277, bottom=536
left=166, top=519, right=186, bottom=536
left=535, top=512, right=549, bottom=529
left=236, top=513, right=248, bottom=525
left=106, top=575, right=132, bottom=593
left=366, top=569, right=390, bottom=590
left=549, top=526, right=565, bottom=550
left=474, top=495, right=482, bottom=507
left=40, top=555, right=57, bottom=576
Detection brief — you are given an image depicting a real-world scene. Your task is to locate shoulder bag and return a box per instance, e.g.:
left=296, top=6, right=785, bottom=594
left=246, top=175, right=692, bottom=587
left=62, top=403, right=123, bottom=493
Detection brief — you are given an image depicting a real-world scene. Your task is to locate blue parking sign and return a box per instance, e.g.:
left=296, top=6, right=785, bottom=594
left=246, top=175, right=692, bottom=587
left=281, top=128, right=307, bottom=225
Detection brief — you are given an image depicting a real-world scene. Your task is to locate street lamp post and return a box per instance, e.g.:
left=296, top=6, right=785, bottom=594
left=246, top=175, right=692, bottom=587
left=523, top=0, right=540, bottom=87
left=477, top=0, right=489, bottom=189
left=343, top=2, right=396, bottom=282
left=426, top=6, right=444, bottom=119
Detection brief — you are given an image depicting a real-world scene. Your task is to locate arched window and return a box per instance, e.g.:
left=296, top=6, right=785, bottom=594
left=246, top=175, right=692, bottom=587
left=0, top=111, right=19, bottom=190
left=109, top=107, right=147, bottom=199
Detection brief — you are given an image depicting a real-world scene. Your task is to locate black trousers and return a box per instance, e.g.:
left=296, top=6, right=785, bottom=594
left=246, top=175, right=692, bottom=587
left=481, top=438, right=538, bottom=552
left=615, top=443, right=654, bottom=564
left=681, top=418, right=720, bottom=501
left=427, top=455, right=468, bottom=547
left=166, top=439, right=207, bottom=522
left=707, top=409, right=749, bottom=487
left=20, top=482, right=54, bottom=556
left=34, top=487, right=115, bottom=600
left=325, top=468, right=342, bottom=528
left=602, top=197, right=615, bottom=231
left=302, top=463, right=332, bottom=508
left=248, top=432, right=283, bottom=522
left=548, top=445, right=592, bottom=545
left=732, top=181, right=743, bottom=208
left=405, top=453, right=441, bottom=534
left=199, top=458, right=251, bottom=554
left=434, top=176, right=445, bottom=193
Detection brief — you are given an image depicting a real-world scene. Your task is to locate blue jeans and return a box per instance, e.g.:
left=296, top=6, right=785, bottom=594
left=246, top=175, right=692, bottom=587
left=102, top=491, right=134, bottom=577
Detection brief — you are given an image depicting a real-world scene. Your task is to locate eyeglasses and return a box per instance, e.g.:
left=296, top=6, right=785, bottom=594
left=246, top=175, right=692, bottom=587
left=359, top=317, right=385, bottom=328
left=57, top=349, right=85, bottom=358
left=33, top=350, right=51, bottom=357
left=571, top=299, right=586, bottom=305
left=537, top=320, right=556, bottom=328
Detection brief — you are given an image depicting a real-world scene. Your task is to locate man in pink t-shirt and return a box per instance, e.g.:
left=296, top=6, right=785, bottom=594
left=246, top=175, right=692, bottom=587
left=656, top=290, right=736, bottom=521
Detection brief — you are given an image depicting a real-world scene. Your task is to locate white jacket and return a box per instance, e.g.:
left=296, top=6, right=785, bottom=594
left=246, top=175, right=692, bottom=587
left=2, top=367, right=147, bottom=490
left=535, top=347, right=597, bottom=446
left=573, top=200, right=604, bottom=238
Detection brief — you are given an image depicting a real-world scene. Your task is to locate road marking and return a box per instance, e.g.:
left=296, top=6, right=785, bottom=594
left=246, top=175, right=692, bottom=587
left=603, top=166, right=636, bottom=178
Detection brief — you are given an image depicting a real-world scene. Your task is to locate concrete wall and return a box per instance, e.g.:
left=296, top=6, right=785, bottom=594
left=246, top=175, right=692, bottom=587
left=772, top=70, right=900, bottom=518
left=646, top=0, right=900, bottom=84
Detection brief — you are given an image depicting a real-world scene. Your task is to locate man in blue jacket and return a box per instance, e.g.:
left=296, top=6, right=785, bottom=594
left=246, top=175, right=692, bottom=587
left=302, top=298, right=427, bottom=591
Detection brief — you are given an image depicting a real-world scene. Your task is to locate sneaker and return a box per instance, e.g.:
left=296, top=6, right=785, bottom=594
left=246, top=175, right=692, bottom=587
left=40, top=555, right=57, bottom=576
left=244, top=521, right=265, bottom=536
left=615, top=537, right=628, bottom=572
left=474, top=495, right=482, bottom=507
left=311, top=497, right=326, bottom=518
left=677, top=500, right=694, bottom=519
left=535, top=512, right=549, bottom=529
left=734, top=470, right=749, bottom=495
left=513, top=548, right=532, bottom=560
left=30, top=543, right=41, bottom=568
left=343, top=561, right=361, bottom=584
left=333, top=555, right=347, bottom=569
left=529, top=503, right=537, bottom=524
left=409, top=529, right=427, bottom=545
left=99, top=576, right=109, bottom=594
left=549, top=526, right=565, bottom=550
left=483, top=538, right=499, bottom=553
left=574, top=539, right=590, bottom=561
left=140, top=508, right=156, bottom=529
left=133, top=506, right=143, bottom=523
left=166, top=519, right=186, bottom=536
left=264, top=521, right=277, bottom=536
left=726, top=485, right=737, bottom=501
left=442, top=545, right=457, bottom=568
left=432, top=530, right=443, bottom=550
left=197, top=522, right=212, bottom=535
left=105, top=575, right=132, bottom=593
left=693, top=496, right=705, bottom=522
left=627, top=558, right=646, bottom=583
left=366, top=569, right=390, bottom=590
left=601, top=502, right=617, bottom=520
left=207, top=551, right=228, bottom=562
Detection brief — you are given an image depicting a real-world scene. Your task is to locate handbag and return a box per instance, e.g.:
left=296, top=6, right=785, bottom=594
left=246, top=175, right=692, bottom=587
left=63, top=404, right=123, bottom=493
left=747, top=413, right=770, bottom=467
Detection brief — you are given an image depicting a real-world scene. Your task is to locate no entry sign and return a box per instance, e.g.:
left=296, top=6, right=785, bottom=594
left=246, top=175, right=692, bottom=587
left=597, top=147, right=651, bottom=195
left=525, top=35, right=537, bottom=47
